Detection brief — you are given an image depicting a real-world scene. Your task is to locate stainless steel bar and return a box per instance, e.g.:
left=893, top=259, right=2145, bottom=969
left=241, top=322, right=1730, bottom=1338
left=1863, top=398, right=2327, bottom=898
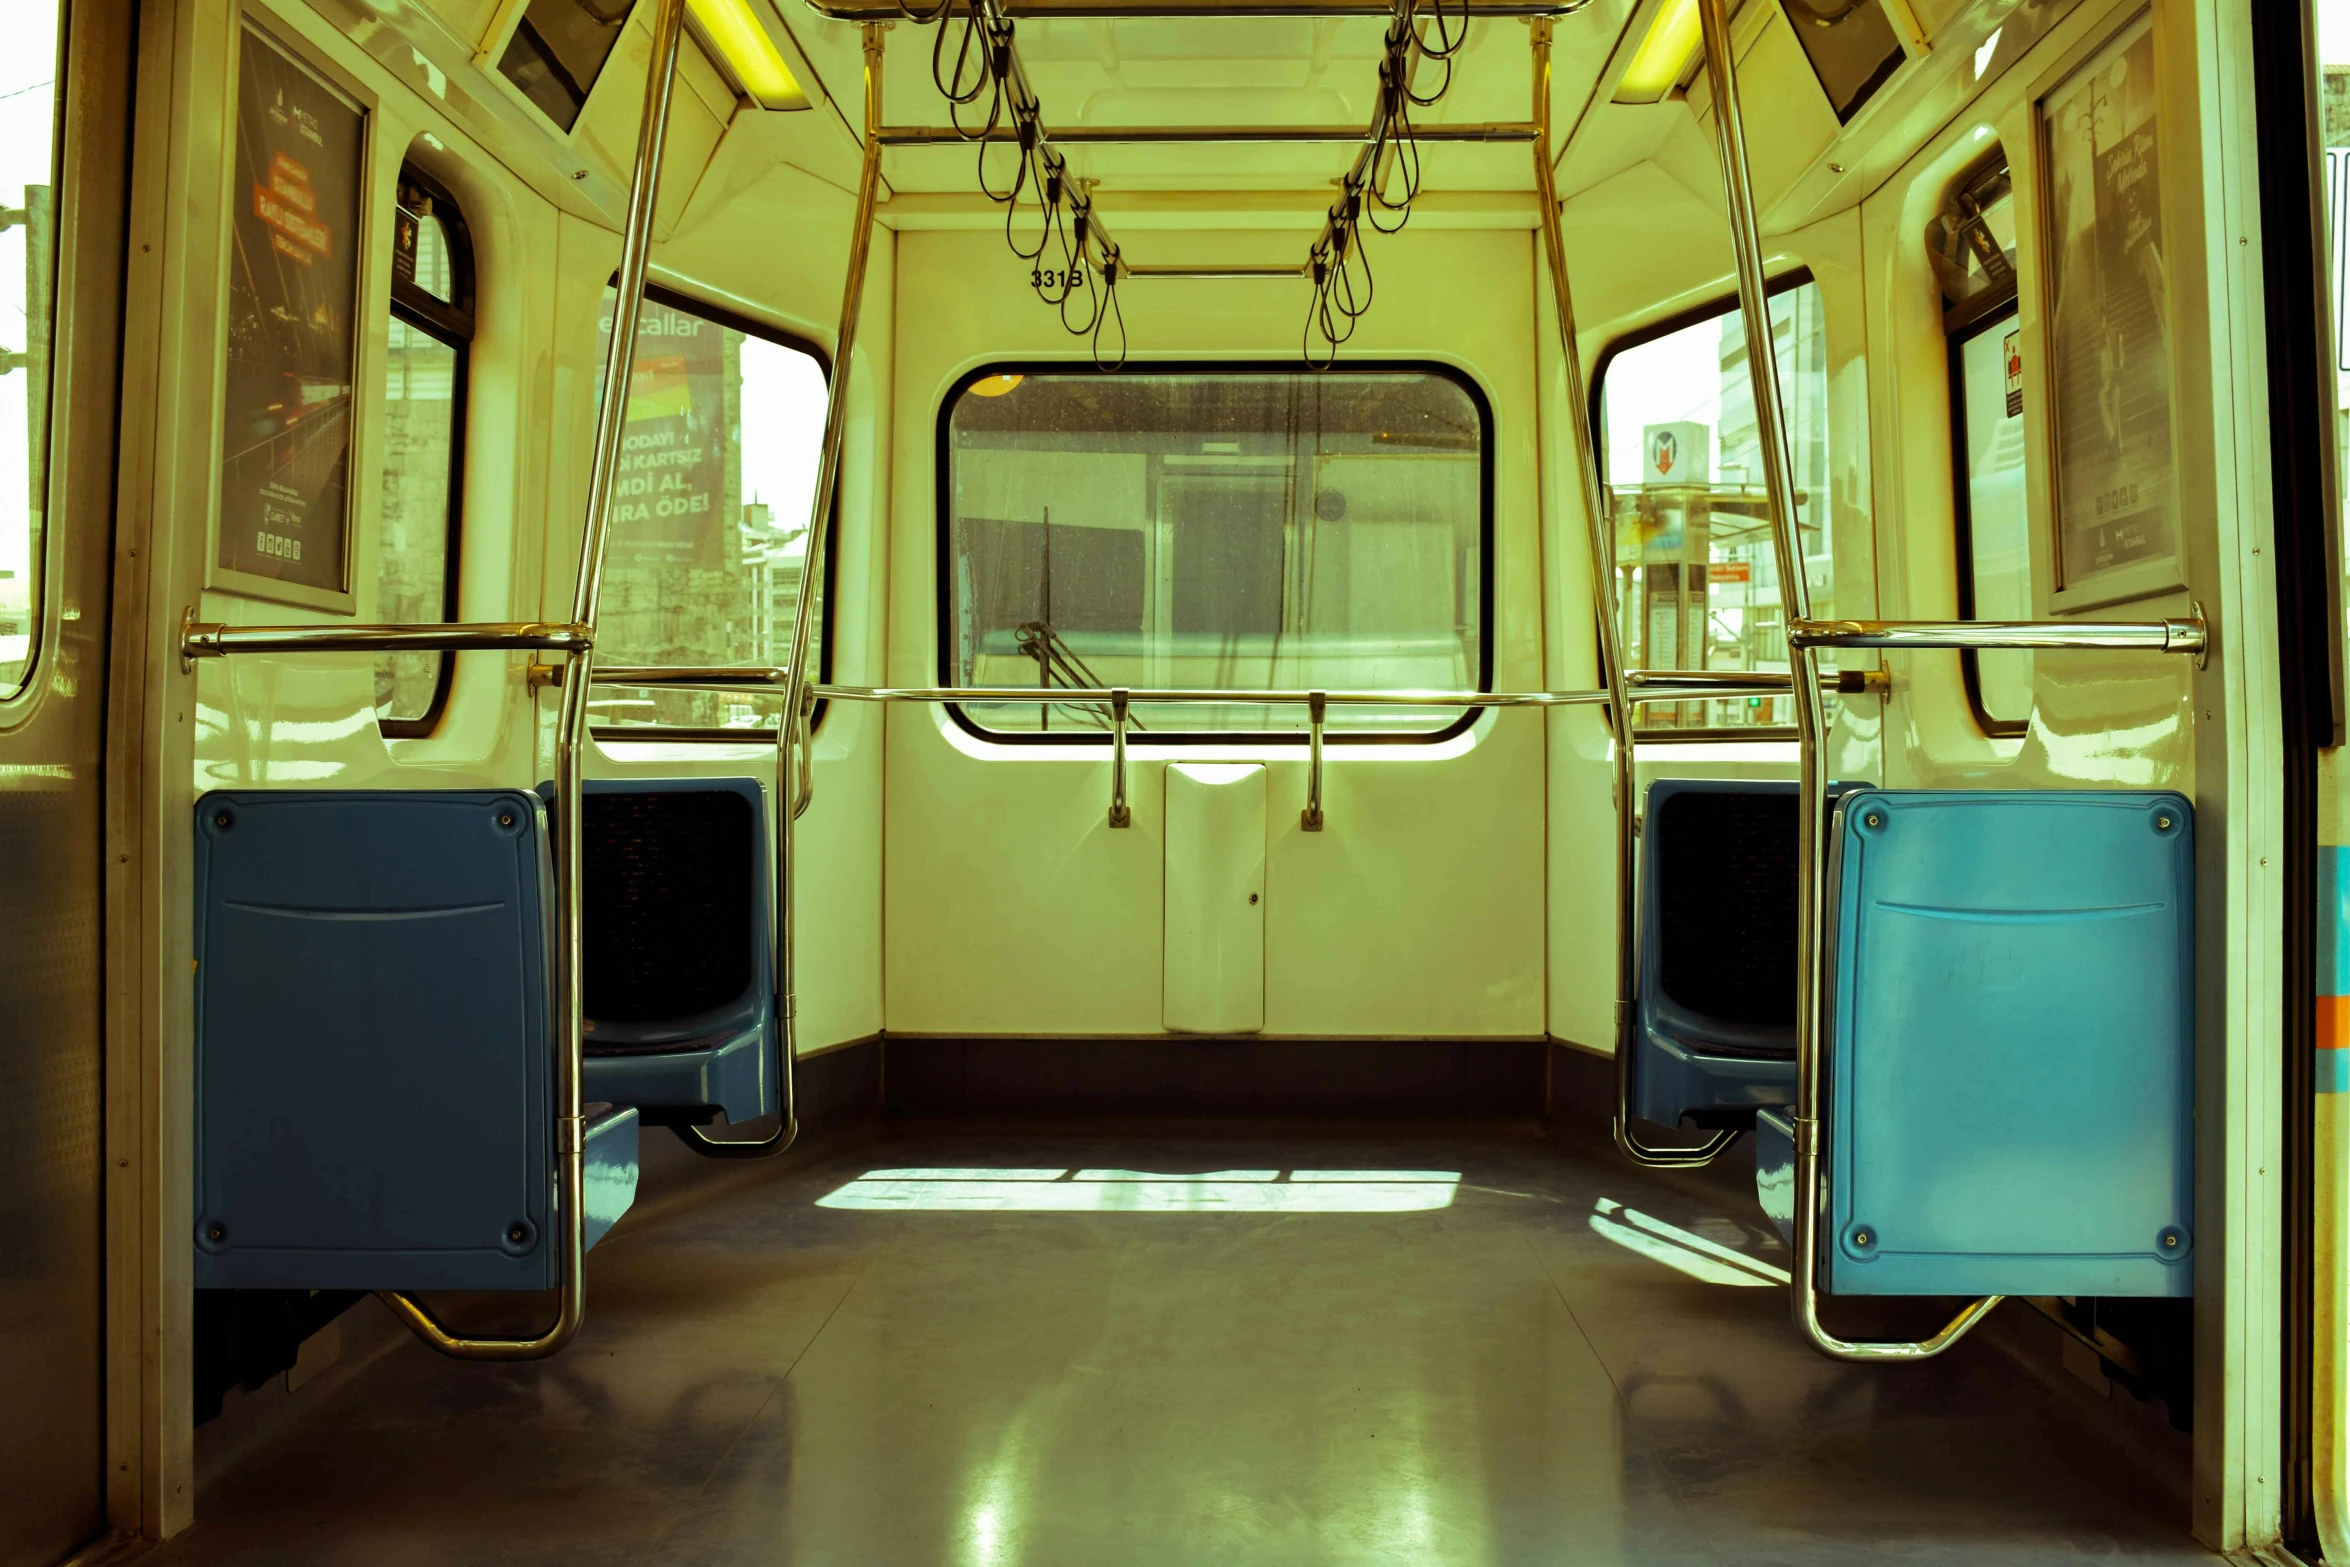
left=588, top=664, right=791, bottom=690
left=966, top=0, right=1132, bottom=284
left=813, top=683, right=1614, bottom=706
left=1302, top=690, right=1327, bottom=830
left=1119, top=264, right=1313, bottom=280
left=817, top=0, right=1582, bottom=16
left=1626, top=668, right=1791, bottom=692
left=1108, top=689, right=1132, bottom=827
left=181, top=620, right=590, bottom=658
left=677, top=24, right=888, bottom=1159
left=1788, top=616, right=2209, bottom=654
left=875, top=122, right=1541, bottom=146
left=377, top=0, right=690, bottom=1360
left=1696, top=0, right=1999, bottom=1363
left=1529, top=19, right=1738, bottom=1171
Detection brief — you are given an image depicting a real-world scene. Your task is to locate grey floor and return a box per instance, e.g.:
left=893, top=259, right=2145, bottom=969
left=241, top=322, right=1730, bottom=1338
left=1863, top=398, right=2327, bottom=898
left=154, top=1124, right=2211, bottom=1565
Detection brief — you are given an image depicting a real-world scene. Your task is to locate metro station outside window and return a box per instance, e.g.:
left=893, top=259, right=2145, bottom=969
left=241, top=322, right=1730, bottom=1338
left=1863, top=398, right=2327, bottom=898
left=1593, top=275, right=1833, bottom=734
left=938, top=365, right=1490, bottom=742
left=592, top=284, right=830, bottom=736
left=0, top=2, right=62, bottom=703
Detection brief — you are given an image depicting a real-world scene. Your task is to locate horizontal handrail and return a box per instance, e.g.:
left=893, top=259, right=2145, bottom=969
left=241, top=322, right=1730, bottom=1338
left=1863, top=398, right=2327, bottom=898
left=577, top=669, right=1815, bottom=706
left=1788, top=614, right=2207, bottom=656
left=588, top=663, right=789, bottom=691
left=876, top=122, right=1541, bottom=146
left=182, top=617, right=591, bottom=660
left=814, top=683, right=1753, bottom=707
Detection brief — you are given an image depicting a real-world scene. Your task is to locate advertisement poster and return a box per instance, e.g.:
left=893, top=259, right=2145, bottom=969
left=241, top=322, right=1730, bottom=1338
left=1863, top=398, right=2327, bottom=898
left=596, top=297, right=729, bottom=570
left=217, top=26, right=363, bottom=595
left=2043, top=12, right=2176, bottom=591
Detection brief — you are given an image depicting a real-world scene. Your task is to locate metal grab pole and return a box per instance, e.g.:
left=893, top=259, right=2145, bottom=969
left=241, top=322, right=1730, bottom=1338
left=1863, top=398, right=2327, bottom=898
left=1694, top=0, right=1997, bottom=1361
left=378, top=0, right=689, bottom=1358
left=1529, top=19, right=1737, bottom=1170
left=678, top=23, right=889, bottom=1158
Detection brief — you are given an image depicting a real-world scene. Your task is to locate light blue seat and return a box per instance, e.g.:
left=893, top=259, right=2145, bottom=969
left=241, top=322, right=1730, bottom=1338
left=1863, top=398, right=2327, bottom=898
left=1815, top=788, right=2194, bottom=1298
left=193, top=790, right=635, bottom=1291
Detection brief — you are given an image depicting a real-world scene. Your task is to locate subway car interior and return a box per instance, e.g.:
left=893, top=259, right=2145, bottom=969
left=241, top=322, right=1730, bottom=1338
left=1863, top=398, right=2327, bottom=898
left=11, top=0, right=2350, bottom=1560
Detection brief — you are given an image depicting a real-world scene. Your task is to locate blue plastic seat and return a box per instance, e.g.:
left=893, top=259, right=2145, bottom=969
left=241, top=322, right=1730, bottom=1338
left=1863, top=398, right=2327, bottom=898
left=563, top=777, right=778, bottom=1128
left=1815, top=788, right=2194, bottom=1298
left=193, top=790, right=636, bottom=1291
left=1629, top=779, right=1811, bottom=1129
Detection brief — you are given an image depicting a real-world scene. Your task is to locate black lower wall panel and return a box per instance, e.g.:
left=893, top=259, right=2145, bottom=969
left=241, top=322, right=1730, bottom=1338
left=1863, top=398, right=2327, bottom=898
left=882, top=1037, right=1547, bottom=1121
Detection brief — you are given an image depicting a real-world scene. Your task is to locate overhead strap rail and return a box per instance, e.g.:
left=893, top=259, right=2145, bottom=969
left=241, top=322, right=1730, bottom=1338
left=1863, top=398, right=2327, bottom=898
left=817, top=0, right=1576, bottom=14
left=1688, top=0, right=2206, bottom=1364
left=857, top=0, right=1578, bottom=362
left=175, top=0, right=701, bottom=1359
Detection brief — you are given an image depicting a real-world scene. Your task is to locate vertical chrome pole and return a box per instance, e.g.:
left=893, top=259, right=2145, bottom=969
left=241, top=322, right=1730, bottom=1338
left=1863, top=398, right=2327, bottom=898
left=1530, top=18, right=1735, bottom=1169
left=1694, top=0, right=1996, bottom=1359
left=380, top=0, right=690, bottom=1352
left=680, top=23, right=890, bottom=1156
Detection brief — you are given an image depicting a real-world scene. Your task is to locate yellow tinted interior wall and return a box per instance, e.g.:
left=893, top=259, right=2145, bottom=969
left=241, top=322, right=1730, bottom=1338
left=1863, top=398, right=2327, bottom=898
left=886, top=225, right=1544, bottom=1038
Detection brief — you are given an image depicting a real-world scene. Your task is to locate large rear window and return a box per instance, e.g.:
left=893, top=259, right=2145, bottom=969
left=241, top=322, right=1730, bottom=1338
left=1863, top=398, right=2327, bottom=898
left=939, top=365, right=1491, bottom=742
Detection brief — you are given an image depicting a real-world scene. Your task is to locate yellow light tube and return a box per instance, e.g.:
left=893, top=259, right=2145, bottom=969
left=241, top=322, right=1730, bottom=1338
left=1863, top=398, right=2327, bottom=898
left=688, top=0, right=807, bottom=110
left=1613, top=0, right=1702, bottom=104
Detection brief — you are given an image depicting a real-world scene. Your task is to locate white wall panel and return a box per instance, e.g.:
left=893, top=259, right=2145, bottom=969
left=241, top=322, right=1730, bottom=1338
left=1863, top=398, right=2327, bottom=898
left=1164, top=762, right=1266, bottom=1035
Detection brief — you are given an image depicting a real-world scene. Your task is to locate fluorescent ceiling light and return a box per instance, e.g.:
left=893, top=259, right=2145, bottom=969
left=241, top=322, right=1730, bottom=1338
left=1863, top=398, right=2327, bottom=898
left=1614, top=0, right=1702, bottom=104
left=688, top=0, right=810, bottom=111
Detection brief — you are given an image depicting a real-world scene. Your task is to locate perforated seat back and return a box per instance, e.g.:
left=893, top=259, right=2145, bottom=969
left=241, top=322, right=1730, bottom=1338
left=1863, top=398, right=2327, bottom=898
left=1656, top=787, right=1798, bottom=1030
left=583, top=786, right=757, bottom=1024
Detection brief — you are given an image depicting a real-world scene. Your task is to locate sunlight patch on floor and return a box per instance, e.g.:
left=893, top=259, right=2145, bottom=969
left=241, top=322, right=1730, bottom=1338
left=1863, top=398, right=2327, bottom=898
left=818, top=1168, right=1464, bottom=1213
left=1589, top=1197, right=1790, bottom=1287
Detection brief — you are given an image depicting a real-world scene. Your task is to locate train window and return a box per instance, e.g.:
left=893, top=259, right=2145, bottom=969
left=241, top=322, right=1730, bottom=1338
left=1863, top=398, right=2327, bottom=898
left=0, top=2, right=60, bottom=701
left=1779, top=1, right=1906, bottom=125
left=939, top=365, right=1490, bottom=742
left=497, top=0, right=630, bottom=133
left=377, top=166, right=475, bottom=736
left=592, top=284, right=830, bottom=736
left=1933, top=154, right=2031, bottom=737
left=1594, top=275, right=1831, bottom=733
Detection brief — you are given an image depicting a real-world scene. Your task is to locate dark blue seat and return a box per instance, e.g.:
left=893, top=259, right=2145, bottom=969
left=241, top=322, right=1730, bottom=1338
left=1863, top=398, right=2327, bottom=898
left=560, top=777, right=778, bottom=1128
left=193, top=790, right=636, bottom=1291
left=1629, top=779, right=1812, bottom=1129
left=1817, top=789, right=2194, bottom=1298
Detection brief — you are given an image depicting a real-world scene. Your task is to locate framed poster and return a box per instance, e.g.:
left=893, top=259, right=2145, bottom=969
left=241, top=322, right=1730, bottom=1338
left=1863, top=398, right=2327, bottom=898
left=2039, top=11, right=2183, bottom=606
left=215, top=20, right=366, bottom=606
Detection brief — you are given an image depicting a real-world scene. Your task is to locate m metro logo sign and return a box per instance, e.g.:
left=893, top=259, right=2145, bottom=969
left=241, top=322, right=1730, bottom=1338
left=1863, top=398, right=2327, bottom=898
left=1641, top=421, right=1710, bottom=488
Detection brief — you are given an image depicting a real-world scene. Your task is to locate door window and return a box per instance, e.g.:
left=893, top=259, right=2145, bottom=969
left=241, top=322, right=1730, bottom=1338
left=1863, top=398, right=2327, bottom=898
left=377, top=164, right=473, bottom=734
left=1935, top=154, right=2031, bottom=736
left=1594, top=277, right=1833, bottom=733
left=592, top=285, right=830, bottom=735
left=0, top=2, right=62, bottom=700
